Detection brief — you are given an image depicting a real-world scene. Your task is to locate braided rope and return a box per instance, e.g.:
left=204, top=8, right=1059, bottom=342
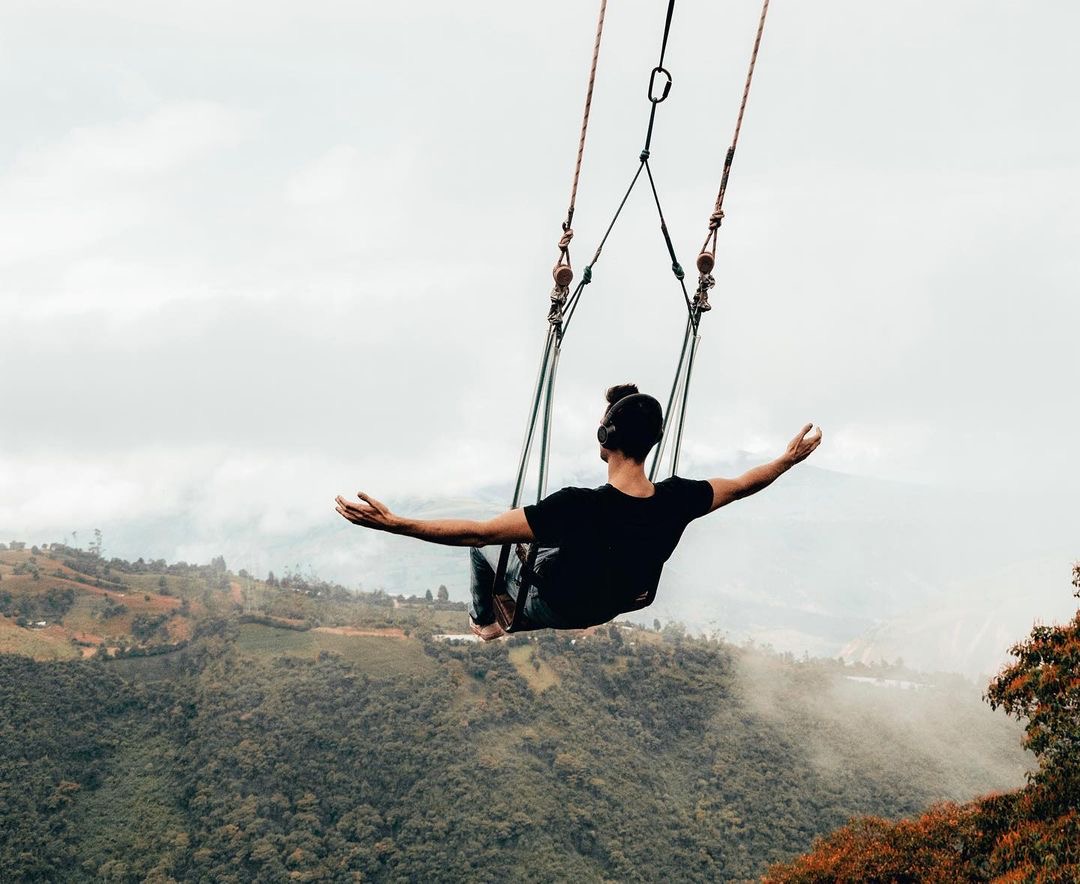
left=701, top=0, right=771, bottom=256
left=729, top=0, right=769, bottom=173
left=557, top=0, right=608, bottom=271
left=568, top=0, right=607, bottom=223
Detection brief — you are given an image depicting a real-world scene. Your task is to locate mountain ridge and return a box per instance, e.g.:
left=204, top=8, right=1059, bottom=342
left=10, top=462, right=1075, bottom=677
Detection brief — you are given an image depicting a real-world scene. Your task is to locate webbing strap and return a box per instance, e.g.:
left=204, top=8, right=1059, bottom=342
left=561, top=161, right=644, bottom=339
left=536, top=342, right=561, bottom=502
left=643, top=160, right=693, bottom=320
left=511, top=543, right=539, bottom=632
left=493, top=326, right=561, bottom=632
left=509, top=326, right=557, bottom=509
left=649, top=317, right=692, bottom=481
left=670, top=331, right=701, bottom=477
left=563, top=0, right=683, bottom=340
left=643, top=0, right=677, bottom=155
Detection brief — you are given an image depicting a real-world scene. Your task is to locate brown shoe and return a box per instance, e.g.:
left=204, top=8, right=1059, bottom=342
left=470, top=618, right=505, bottom=642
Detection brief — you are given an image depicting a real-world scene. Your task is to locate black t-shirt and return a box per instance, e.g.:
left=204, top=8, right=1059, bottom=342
left=522, top=476, right=713, bottom=628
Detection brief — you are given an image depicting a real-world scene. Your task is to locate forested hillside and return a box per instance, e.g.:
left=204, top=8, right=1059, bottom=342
left=0, top=543, right=1031, bottom=882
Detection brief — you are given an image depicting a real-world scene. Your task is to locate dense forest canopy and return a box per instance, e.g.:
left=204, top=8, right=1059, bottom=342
left=0, top=543, right=1040, bottom=882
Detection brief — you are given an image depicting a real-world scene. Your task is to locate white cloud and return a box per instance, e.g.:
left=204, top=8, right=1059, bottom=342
left=0, top=446, right=370, bottom=543
left=0, top=449, right=185, bottom=534
left=0, top=101, right=250, bottom=271
left=285, top=145, right=367, bottom=206
left=21, top=101, right=245, bottom=180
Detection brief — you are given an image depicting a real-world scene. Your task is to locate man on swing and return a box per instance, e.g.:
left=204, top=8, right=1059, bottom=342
left=335, top=384, right=822, bottom=640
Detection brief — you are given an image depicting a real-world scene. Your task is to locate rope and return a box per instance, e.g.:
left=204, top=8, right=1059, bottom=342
left=700, top=0, right=771, bottom=256
left=555, top=0, right=609, bottom=277
left=566, top=0, right=608, bottom=230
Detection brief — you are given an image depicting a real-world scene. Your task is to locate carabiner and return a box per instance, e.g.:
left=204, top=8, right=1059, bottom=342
left=648, top=66, right=672, bottom=104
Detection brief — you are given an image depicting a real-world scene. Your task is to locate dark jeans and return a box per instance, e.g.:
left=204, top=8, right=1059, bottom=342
left=468, top=545, right=571, bottom=629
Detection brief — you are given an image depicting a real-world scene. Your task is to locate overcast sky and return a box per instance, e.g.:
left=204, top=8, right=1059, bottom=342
left=1, top=0, right=1077, bottom=568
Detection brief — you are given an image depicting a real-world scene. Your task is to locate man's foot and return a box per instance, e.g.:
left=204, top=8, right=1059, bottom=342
left=470, top=618, right=505, bottom=642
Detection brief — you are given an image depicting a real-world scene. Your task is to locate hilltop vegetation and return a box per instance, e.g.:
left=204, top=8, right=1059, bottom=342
left=0, top=543, right=1031, bottom=882
left=0, top=543, right=466, bottom=661
left=766, top=563, right=1080, bottom=882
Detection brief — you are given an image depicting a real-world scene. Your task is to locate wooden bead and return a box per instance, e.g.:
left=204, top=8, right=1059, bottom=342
left=552, top=264, right=574, bottom=287
left=696, top=251, right=715, bottom=274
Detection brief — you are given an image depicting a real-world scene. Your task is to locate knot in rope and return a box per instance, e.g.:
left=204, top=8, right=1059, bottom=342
left=582, top=265, right=593, bottom=285
left=672, top=262, right=684, bottom=281
left=639, top=149, right=650, bottom=162
left=558, top=227, right=574, bottom=250
left=708, top=210, right=725, bottom=231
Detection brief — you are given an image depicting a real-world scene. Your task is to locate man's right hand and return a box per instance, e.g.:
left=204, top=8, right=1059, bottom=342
left=336, top=492, right=401, bottom=534
left=783, top=423, right=823, bottom=468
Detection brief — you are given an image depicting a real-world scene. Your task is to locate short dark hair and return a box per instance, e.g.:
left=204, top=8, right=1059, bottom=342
left=602, top=383, right=663, bottom=462
left=605, top=383, right=639, bottom=406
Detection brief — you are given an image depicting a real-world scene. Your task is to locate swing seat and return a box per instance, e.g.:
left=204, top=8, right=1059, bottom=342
left=494, top=587, right=654, bottom=633
left=492, top=591, right=545, bottom=634
left=494, top=557, right=656, bottom=634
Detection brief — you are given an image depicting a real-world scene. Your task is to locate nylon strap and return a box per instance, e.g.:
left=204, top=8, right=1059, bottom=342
left=642, top=0, right=677, bottom=155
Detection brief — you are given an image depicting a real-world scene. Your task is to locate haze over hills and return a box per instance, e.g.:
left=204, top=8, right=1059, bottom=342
left=14, top=462, right=1076, bottom=679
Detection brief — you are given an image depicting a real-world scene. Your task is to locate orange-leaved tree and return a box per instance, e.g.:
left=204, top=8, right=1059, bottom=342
left=765, top=562, right=1080, bottom=884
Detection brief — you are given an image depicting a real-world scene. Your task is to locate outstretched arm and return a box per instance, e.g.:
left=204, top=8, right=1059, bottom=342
left=705, top=423, right=822, bottom=513
left=334, top=493, right=535, bottom=547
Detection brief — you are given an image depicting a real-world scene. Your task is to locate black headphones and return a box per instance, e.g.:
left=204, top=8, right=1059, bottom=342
left=597, top=393, right=664, bottom=448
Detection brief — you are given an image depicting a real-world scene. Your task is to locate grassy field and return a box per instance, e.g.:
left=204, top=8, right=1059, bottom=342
left=0, top=616, right=80, bottom=660
left=508, top=643, right=560, bottom=692
left=235, top=623, right=438, bottom=676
